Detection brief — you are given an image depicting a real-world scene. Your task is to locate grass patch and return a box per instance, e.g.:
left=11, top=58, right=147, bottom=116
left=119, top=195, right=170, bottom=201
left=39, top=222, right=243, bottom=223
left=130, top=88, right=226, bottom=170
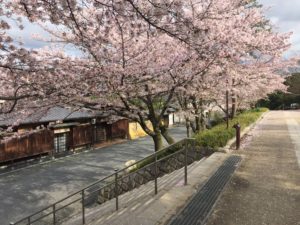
left=194, top=108, right=268, bottom=149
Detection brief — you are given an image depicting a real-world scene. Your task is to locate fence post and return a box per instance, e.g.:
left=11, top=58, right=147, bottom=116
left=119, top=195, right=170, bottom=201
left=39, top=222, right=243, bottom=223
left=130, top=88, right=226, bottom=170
left=154, top=153, right=158, bottom=195
left=82, top=190, right=85, bottom=224
left=114, top=169, right=119, bottom=211
left=27, top=217, right=31, bottom=225
left=233, top=123, right=241, bottom=150
left=184, top=140, right=188, bottom=186
left=53, top=204, right=56, bottom=225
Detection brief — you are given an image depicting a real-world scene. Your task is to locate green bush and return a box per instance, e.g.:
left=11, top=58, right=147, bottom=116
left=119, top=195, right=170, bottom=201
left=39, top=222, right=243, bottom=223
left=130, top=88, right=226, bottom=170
left=195, top=108, right=268, bottom=149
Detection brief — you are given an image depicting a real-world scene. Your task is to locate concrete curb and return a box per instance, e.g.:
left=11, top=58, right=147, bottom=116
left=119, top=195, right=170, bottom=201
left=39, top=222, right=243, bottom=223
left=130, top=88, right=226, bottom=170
left=218, top=111, right=269, bottom=153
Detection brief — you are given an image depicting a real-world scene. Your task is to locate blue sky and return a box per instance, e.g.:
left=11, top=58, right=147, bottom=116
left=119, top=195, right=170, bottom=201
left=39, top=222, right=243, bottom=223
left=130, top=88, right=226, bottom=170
left=7, top=1, right=300, bottom=58
left=7, top=17, right=81, bottom=56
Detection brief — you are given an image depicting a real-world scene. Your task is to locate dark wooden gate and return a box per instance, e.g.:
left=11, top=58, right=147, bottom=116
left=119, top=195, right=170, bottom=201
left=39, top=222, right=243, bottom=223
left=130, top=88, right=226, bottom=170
left=95, top=125, right=106, bottom=143
left=72, top=124, right=93, bottom=147
left=110, top=119, right=129, bottom=139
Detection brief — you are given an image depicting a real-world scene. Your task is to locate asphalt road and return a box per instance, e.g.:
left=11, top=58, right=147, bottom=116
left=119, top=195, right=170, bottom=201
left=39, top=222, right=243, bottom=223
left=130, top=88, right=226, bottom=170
left=0, top=126, right=187, bottom=224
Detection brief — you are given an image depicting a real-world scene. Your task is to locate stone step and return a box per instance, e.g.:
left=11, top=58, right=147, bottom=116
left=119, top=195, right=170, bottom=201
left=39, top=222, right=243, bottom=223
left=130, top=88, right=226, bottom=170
left=64, top=158, right=206, bottom=225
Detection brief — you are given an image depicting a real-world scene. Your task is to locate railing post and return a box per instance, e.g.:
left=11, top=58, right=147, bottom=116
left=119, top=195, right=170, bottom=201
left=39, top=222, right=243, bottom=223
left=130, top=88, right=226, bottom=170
left=184, top=140, right=188, bottom=186
left=82, top=190, right=85, bottom=224
left=28, top=217, right=31, bottom=225
left=154, top=153, right=158, bottom=195
left=53, top=204, right=56, bottom=225
left=114, top=169, right=119, bottom=211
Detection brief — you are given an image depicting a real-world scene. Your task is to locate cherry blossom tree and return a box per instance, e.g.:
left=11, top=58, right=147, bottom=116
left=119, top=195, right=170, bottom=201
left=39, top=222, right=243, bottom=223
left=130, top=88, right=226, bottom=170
left=0, top=1, right=44, bottom=137
left=2, top=0, right=293, bottom=150
left=171, top=0, right=292, bottom=133
left=6, top=0, right=216, bottom=150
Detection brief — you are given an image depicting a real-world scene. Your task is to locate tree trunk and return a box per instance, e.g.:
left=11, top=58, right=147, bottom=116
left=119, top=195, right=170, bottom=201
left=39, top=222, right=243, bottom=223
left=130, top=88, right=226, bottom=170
left=200, top=114, right=205, bottom=130
left=231, top=94, right=237, bottom=118
left=195, top=115, right=200, bottom=132
left=152, top=131, right=164, bottom=152
left=185, top=118, right=190, bottom=137
left=160, top=125, right=175, bottom=144
left=191, top=97, right=201, bottom=133
left=226, top=90, right=229, bottom=129
left=230, top=79, right=237, bottom=118
left=200, top=104, right=206, bottom=131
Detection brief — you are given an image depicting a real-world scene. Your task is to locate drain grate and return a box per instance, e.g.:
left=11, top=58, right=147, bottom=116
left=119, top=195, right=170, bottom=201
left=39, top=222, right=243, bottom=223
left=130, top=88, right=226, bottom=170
left=168, top=155, right=242, bottom=225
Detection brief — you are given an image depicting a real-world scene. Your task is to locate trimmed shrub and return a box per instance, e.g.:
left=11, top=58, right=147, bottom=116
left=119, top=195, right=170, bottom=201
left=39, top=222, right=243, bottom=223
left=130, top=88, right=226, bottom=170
left=194, top=108, right=268, bottom=149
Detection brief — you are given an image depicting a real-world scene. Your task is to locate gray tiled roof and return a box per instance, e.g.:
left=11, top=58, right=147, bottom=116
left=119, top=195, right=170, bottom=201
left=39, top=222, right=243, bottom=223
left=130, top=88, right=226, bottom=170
left=0, top=106, right=97, bottom=126
left=39, top=107, right=94, bottom=122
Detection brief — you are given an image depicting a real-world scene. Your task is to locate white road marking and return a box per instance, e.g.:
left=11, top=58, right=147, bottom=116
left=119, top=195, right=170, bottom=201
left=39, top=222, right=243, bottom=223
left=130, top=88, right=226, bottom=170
left=286, top=119, right=300, bottom=168
left=130, top=202, right=141, bottom=211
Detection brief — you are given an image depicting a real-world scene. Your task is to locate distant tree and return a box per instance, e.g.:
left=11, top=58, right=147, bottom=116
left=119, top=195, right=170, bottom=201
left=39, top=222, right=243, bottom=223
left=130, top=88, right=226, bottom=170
left=285, top=73, right=300, bottom=95
left=257, top=73, right=300, bottom=109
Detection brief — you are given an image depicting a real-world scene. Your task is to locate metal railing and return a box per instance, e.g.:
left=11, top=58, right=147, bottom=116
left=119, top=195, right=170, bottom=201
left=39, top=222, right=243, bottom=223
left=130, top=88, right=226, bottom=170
left=11, top=138, right=211, bottom=225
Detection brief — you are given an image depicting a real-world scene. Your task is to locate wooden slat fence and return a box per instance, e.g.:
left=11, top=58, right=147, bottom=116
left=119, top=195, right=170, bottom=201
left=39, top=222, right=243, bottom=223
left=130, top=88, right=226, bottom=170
left=95, top=126, right=106, bottom=143
left=0, top=129, right=54, bottom=163
left=72, top=124, right=93, bottom=147
left=110, top=119, right=128, bottom=139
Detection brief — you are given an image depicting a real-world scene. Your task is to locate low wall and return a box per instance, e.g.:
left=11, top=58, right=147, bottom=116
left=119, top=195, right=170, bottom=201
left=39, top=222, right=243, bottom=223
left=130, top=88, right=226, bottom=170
left=96, top=145, right=213, bottom=204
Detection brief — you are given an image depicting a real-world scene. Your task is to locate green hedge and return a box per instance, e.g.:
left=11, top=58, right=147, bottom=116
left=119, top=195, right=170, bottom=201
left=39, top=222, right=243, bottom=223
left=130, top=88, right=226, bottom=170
left=194, top=108, right=268, bottom=149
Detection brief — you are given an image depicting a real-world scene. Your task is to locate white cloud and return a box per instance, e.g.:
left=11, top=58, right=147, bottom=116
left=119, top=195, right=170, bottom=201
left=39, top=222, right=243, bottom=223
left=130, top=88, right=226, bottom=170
left=259, top=0, right=300, bottom=57
left=269, top=16, right=279, bottom=25
left=6, top=17, right=49, bottom=49
left=6, top=17, right=82, bottom=56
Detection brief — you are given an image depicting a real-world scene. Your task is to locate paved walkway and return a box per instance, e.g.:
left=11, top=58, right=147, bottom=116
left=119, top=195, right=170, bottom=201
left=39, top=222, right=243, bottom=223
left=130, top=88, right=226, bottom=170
left=206, top=110, right=300, bottom=225
left=0, top=126, right=186, bottom=224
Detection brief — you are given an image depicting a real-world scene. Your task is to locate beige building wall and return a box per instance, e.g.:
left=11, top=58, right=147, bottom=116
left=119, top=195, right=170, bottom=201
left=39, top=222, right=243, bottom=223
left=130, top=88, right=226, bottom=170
left=128, top=121, right=153, bottom=139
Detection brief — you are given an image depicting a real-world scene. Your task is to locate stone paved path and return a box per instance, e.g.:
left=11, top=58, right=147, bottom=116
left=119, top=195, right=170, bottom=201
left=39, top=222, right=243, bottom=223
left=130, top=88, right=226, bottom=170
left=0, top=126, right=186, bottom=224
left=206, top=110, right=300, bottom=225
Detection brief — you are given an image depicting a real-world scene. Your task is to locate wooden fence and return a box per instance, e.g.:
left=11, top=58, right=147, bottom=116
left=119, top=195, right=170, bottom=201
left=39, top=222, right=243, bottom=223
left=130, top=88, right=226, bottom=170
left=110, top=119, right=128, bottom=139
left=0, top=120, right=130, bottom=163
left=0, top=129, right=54, bottom=163
left=72, top=124, right=93, bottom=148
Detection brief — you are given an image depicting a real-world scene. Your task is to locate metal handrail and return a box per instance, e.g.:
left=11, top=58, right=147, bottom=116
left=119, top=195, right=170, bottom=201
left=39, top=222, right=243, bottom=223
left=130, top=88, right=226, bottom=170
left=11, top=138, right=196, bottom=225
left=85, top=147, right=188, bottom=198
